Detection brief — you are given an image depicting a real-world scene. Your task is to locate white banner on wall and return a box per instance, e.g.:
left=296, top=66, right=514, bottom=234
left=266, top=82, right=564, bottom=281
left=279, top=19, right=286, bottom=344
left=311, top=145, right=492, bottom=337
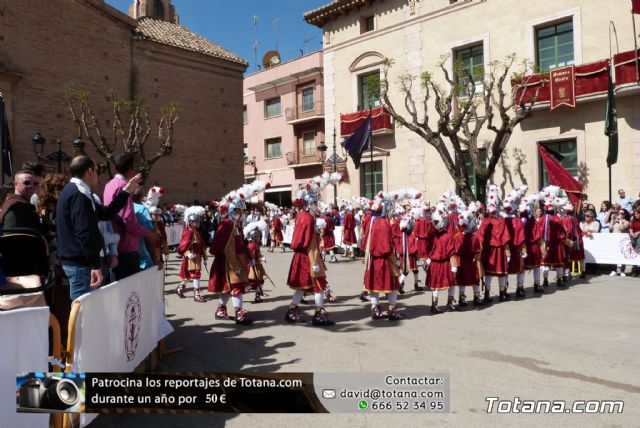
left=166, top=224, right=184, bottom=247
left=583, top=233, right=640, bottom=266
left=72, top=268, right=173, bottom=372
left=0, top=307, right=50, bottom=428
left=283, top=225, right=361, bottom=249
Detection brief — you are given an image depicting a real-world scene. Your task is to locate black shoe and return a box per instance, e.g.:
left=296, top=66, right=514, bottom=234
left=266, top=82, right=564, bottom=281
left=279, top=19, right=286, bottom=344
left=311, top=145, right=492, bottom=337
left=498, top=290, right=507, bottom=302
left=312, top=309, right=335, bottom=326
left=300, top=297, right=310, bottom=304
left=543, top=278, right=549, bottom=287
left=398, top=288, right=406, bottom=295
left=579, top=272, right=586, bottom=279
left=556, top=278, right=564, bottom=287
left=284, top=306, right=306, bottom=323
left=371, top=305, right=385, bottom=320
left=473, top=296, right=485, bottom=306
left=387, top=308, right=404, bottom=321
left=446, top=297, right=457, bottom=311
left=359, top=291, right=368, bottom=302
left=430, top=304, right=443, bottom=314
left=458, top=295, right=468, bottom=307
left=234, top=309, right=253, bottom=326
left=533, top=283, right=544, bottom=293
left=414, top=281, right=426, bottom=291
left=515, top=288, right=526, bottom=299
left=483, top=292, right=493, bottom=304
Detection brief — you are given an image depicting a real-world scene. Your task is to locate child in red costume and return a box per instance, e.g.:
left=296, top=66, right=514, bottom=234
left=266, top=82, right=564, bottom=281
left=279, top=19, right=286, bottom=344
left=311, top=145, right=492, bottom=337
left=520, top=194, right=544, bottom=293
left=425, top=203, right=458, bottom=314
left=244, top=220, right=269, bottom=303
left=454, top=202, right=484, bottom=307
left=176, top=206, right=207, bottom=302
left=502, top=186, right=528, bottom=300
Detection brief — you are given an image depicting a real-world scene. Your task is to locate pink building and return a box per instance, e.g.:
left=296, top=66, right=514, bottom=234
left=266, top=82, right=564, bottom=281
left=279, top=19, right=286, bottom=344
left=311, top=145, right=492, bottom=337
left=243, top=51, right=325, bottom=206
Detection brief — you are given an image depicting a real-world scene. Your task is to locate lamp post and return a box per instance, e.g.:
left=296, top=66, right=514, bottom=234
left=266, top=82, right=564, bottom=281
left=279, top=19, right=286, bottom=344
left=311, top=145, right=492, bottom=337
left=31, top=133, right=74, bottom=173
left=331, top=127, right=338, bottom=206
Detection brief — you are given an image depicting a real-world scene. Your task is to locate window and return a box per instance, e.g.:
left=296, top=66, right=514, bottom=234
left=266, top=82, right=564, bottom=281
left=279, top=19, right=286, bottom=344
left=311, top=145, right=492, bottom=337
left=536, top=21, right=574, bottom=72
left=302, top=87, right=314, bottom=112
left=455, top=44, right=484, bottom=96
left=359, top=72, right=381, bottom=111
left=362, top=16, right=375, bottom=33
left=153, top=0, right=164, bottom=18
left=265, top=137, right=282, bottom=159
left=361, top=160, right=383, bottom=199
left=264, top=97, right=281, bottom=118
left=243, top=143, right=248, bottom=162
left=461, top=149, right=487, bottom=197
left=243, top=105, right=248, bottom=124
left=302, top=131, right=316, bottom=156
left=539, top=139, right=578, bottom=187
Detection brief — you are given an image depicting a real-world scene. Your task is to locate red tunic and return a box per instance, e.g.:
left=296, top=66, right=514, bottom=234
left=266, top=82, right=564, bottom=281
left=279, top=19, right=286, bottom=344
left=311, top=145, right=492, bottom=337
left=523, top=217, right=542, bottom=269
left=207, top=218, right=248, bottom=294
left=363, top=217, right=400, bottom=293
left=454, top=231, right=481, bottom=286
left=286, top=211, right=328, bottom=292
left=478, top=217, right=510, bottom=276
left=177, top=228, right=206, bottom=280
left=320, top=215, right=337, bottom=249
left=390, top=220, right=403, bottom=254
left=414, top=217, right=432, bottom=259
left=563, top=215, right=584, bottom=261
left=534, top=214, right=567, bottom=268
left=270, top=216, right=284, bottom=243
left=246, top=241, right=267, bottom=290
left=361, top=213, right=372, bottom=246
left=425, top=229, right=456, bottom=289
left=505, top=216, right=525, bottom=274
left=342, top=212, right=357, bottom=245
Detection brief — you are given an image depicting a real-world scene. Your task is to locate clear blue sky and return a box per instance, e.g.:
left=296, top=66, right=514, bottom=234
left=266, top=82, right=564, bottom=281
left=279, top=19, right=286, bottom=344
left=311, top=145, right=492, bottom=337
left=106, top=0, right=328, bottom=73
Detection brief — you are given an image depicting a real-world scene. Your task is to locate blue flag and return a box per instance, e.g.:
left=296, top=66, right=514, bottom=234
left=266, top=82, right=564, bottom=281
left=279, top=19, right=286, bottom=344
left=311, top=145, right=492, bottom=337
left=340, top=114, right=372, bottom=169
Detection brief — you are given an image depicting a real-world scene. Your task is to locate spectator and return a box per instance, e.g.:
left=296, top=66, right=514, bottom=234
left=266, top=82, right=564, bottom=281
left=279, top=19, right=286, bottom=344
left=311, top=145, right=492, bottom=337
left=103, top=153, right=158, bottom=280
left=580, top=209, right=600, bottom=238
left=610, top=208, right=630, bottom=277
left=0, top=170, right=44, bottom=232
left=630, top=208, right=640, bottom=277
left=579, top=201, right=590, bottom=222
left=597, top=201, right=611, bottom=233
left=615, top=189, right=634, bottom=213
left=133, top=191, right=155, bottom=270
left=57, top=156, right=142, bottom=300
left=21, top=161, right=45, bottom=207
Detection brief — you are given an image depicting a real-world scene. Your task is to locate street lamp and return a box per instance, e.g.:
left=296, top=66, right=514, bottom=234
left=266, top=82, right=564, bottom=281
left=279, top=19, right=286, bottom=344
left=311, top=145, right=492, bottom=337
left=331, top=127, right=337, bottom=206
left=317, top=140, right=327, bottom=162
left=72, top=138, right=86, bottom=155
left=32, top=132, right=46, bottom=158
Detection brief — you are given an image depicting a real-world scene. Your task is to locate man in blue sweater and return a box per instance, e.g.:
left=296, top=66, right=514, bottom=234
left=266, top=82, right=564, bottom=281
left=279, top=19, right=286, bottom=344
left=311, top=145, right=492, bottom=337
left=57, top=156, right=142, bottom=300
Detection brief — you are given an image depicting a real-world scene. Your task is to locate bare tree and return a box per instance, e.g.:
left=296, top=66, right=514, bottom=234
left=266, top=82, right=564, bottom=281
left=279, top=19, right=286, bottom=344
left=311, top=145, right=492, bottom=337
left=65, top=90, right=180, bottom=178
left=380, top=54, right=540, bottom=201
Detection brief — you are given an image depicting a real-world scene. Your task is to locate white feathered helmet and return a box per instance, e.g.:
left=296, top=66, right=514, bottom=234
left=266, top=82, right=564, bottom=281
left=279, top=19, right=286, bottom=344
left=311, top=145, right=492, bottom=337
left=184, top=206, right=205, bottom=223
left=502, top=185, right=528, bottom=216
left=219, top=180, right=270, bottom=216
left=293, top=172, right=343, bottom=210
left=486, top=184, right=501, bottom=217
left=431, top=203, right=450, bottom=231
left=459, top=202, right=480, bottom=232
left=243, top=220, right=268, bottom=240
left=145, top=186, right=164, bottom=210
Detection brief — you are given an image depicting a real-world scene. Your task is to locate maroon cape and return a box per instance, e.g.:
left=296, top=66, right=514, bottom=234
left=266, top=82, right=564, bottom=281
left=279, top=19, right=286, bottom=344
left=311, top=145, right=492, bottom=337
left=177, top=227, right=205, bottom=280
left=321, top=215, right=336, bottom=249
left=414, top=217, right=432, bottom=259
left=342, top=212, right=357, bottom=245
left=286, top=211, right=327, bottom=291
left=505, top=216, right=525, bottom=274
left=425, top=229, right=455, bottom=289
left=271, top=216, right=284, bottom=242
left=523, top=217, right=542, bottom=269
left=478, top=217, right=511, bottom=276
left=454, top=231, right=481, bottom=286
left=534, top=214, right=567, bottom=268
left=208, top=218, right=247, bottom=293
left=363, top=217, right=400, bottom=293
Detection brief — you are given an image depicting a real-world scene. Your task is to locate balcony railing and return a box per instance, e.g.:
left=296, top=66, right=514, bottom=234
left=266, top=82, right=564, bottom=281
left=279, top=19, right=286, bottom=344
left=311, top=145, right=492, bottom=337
left=285, top=101, right=325, bottom=123
left=286, top=150, right=324, bottom=167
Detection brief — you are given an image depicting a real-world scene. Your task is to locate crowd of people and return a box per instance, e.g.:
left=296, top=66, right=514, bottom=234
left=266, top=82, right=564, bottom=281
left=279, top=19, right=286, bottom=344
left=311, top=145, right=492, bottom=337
left=1, top=157, right=638, bottom=330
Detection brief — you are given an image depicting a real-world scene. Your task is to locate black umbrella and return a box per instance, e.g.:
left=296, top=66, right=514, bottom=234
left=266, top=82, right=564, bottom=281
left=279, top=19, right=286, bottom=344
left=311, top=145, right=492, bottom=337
left=0, top=92, right=13, bottom=184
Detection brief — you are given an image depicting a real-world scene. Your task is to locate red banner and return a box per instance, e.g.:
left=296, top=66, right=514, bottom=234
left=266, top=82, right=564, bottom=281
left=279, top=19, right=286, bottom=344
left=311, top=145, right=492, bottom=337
left=550, top=66, right=576, bottom=110
left=633, top=0, right=640, bottom=14
left=614, top=49, right=640, bottom=85
left=538, top=143, right=583, bottom=207
left=340, top=106, right=393, bottom=137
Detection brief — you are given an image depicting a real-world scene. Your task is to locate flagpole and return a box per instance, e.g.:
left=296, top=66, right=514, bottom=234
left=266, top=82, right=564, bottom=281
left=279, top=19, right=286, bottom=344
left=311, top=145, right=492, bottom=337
left=633, top=9, right=640, bottom=83
left=369, top=106, right=373, bottom=198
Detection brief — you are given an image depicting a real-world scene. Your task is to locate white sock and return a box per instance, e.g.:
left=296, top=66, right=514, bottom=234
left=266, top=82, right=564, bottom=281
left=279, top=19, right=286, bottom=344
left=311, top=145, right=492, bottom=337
left=556, top=267, right=563, bottom=279
left=413, top=271, right=419, bottom=281
left=388, top=291, right=398, bottom=306
left=533, top=267, right=541, bottom=283
left=232, top=295, right=243, bottom=309
left=370, top=292, right=379, bottom=306
left=432, top=290, right=438, bottom=298
left=291, top=290, right=304, bottom=305
left=219, top=294, right=230, bottom=306
left=484, top=276, right=492, bottom=291
left=330, top=250, right=335, bottom=257
left=516, top=273, right=525, bottom=285
left=473, top=285, right=480, bottom=294
left=314, top=292, right=325, bottom=308
left=192, top=279, right=200, bottom=291
left=543, top=268, right=549, bottom=279
left=498, top=276, right=506, bottom=288
left=448, top=287, right=455, bottom=297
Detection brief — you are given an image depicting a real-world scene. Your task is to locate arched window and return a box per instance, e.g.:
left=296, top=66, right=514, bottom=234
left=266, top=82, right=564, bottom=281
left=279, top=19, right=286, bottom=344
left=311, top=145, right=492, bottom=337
left=153, top=0, right=164, bottom=18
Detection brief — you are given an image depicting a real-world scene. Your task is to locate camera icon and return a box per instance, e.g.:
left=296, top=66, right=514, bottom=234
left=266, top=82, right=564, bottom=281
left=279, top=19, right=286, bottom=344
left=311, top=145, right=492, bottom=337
left=19, top=376, right=80, bottom=411
left=322, top=389, right=336, bottom=399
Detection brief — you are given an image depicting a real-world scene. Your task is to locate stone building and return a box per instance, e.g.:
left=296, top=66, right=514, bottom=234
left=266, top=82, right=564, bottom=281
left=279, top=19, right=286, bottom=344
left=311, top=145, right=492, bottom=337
left=0, top=0, right=247, bottom=203
left=305, top=0, right=640, bottom=202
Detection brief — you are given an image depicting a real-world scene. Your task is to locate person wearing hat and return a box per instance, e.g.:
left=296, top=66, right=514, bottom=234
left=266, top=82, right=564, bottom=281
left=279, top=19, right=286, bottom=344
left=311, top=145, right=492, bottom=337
left=535, top=187, right=572, bottom=287
left=342, top=204, right=357, bottom=258
left=562, top=202, right=585, bottom=279
left=177, top=206, right=207, bottom=302
left=520, top=194, right=544, bottom=293
left=244, top=221, right=269, bottom=303
left=454, top=202, right=484, bottom=307
left=477, top=185, right=512, bottom=303
left=412, top=202, right=431, bottom=291
left=424, top=203, right=459, bottom=313
left=503, top=186, right=528, bottom=299
left=285, top=173, right=341, bottom=326
left=362, top=196, right=404, bottom=321
left=319, top=203, right=338, bottom=263
left=268, top=209, right=285, bottom=253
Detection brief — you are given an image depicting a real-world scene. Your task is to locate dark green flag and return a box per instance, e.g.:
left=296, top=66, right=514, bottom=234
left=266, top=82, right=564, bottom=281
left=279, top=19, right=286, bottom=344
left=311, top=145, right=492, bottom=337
left=605, top=64, right=618, bottom=167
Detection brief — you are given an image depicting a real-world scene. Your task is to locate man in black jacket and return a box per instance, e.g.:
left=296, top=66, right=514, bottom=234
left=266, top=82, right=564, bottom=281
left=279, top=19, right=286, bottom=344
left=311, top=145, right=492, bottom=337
left=57, top=156, right=142, bottom=300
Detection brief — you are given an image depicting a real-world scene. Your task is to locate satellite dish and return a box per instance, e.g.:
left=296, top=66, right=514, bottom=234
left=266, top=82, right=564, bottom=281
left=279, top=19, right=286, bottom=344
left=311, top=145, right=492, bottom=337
left=262, top=50, right=281, bottom=69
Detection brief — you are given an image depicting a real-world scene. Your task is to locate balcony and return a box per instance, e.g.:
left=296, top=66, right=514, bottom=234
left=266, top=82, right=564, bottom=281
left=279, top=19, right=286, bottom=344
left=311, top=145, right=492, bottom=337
left=285, top=101, right=325, bottom=125
left=286, top=150, right=324, bottom=168
left=340, top=105, right=393, bottom=137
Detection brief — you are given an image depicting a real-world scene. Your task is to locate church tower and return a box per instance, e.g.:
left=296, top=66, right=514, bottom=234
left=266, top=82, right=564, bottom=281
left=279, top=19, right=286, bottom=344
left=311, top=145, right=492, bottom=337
left=128, top=0, right=179, bottom=24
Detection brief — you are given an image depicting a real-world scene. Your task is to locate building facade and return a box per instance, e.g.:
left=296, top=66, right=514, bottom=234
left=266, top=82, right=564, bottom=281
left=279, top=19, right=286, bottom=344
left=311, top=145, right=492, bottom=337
left=243, top=51, right=329, bottom=206
left=0, top=0, right=247, bottom=203
left=305, top=0, right=640, bottom=202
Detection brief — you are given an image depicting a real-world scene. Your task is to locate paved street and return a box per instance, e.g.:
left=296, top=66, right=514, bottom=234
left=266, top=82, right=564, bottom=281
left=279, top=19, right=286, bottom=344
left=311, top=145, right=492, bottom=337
left=90, top=250, right=640, bottom=427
